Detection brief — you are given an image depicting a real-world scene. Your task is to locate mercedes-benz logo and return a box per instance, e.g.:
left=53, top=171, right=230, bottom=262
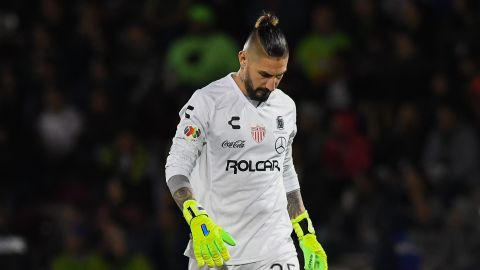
left=275, top=137, right=287, bottom=154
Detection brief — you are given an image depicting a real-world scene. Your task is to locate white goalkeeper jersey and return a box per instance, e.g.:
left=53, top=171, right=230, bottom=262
left=165, top=73, right=300, bottom=264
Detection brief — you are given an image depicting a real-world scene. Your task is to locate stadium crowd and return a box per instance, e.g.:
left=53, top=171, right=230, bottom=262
left=1, top=0, right=480, bottom=269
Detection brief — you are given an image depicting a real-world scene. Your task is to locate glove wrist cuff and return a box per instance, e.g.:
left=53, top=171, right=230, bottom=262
left=291, top=211, right=315, bottom=239
left=183, top=199, right=208, bottom=224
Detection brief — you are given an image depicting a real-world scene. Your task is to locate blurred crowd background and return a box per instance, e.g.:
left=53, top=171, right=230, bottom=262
left=1, top=0, right=480, bottom=269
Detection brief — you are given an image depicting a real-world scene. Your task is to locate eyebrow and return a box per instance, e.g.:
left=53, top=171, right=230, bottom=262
left=258, top=70, right=287, bottom=77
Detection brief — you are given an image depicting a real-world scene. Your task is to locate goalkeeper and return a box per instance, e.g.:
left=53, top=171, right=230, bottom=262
left=165, top=11, right=327, bottom=270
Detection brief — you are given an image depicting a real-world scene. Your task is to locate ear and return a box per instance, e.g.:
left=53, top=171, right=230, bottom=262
left=238, top=51, right=247, bottom=68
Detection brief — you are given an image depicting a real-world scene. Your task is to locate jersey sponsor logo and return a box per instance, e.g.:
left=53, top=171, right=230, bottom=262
left=221, top=140, right=246, bottom=148
left=226, top=159, right=280, bottom=174
left=251, top=125, right=266, bottom=143
left=228, top=116, right=240, bottom=129
left=184, top=125, right=201, bottom=141
left=275, top=137, right=287, bottom=154
left=276, top=116, right=284, bottom=130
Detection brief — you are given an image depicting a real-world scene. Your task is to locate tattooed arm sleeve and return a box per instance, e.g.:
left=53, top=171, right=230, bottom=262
left=287, top=189, right=306, bottom=219
left=167, top=175, right=195, bottom=209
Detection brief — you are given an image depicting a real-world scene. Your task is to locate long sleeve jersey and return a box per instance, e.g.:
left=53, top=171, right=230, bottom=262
left=165, top=73, right=300, bottom=264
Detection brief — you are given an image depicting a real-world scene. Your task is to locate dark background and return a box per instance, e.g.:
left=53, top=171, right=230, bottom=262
left=1, top=0, right=480, bottom=269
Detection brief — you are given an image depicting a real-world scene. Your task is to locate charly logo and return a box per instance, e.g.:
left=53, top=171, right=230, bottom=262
left=276, top=116, right=284, bottom=130
left=222, top=140, right=246, bottom=148
left=185, top=105, right=194, bottom=119
left=275, top=136, right=287, bottom=154
left=228, top=116, right=240, bottom=129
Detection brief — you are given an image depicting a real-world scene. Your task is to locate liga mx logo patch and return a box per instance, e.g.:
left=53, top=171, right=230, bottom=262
left=184, top=125, right=201, bottom=141
left=251, top=125, right=266, bottom=143
left=276, top=116, right=284, bottom=130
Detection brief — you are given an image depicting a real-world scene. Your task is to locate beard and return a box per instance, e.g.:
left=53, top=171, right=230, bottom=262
left=244, top=72, right=271, bottom=102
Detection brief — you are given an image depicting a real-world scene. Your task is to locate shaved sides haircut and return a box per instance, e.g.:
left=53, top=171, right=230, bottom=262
left=244, top=12, right=289, bottom=58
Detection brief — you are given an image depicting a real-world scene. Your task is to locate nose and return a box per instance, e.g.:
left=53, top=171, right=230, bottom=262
left=266, top=77, right=278, bottom=91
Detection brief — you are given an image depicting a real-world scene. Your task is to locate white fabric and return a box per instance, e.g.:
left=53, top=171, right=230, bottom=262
left=188, top=252, right=299, bottom=270
left=165, top=73, right=300, bottom=264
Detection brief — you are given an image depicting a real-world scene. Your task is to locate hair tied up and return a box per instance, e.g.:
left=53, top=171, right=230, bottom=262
left=255, top=12, right=279, bottom=28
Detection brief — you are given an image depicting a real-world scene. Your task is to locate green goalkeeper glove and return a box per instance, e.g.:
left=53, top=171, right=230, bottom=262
left=183, top=200, right=236, bottom=267
left=291, top=211, right=328, bottom=270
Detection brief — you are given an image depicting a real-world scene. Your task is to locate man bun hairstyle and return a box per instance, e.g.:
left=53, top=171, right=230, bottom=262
left=249, top=11, right=289, bottom=58
left=255, top=12, right=279, bottom=28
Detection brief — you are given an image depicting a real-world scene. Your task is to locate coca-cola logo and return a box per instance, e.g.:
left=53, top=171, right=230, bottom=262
left=222, top=140, right=246, bottom=148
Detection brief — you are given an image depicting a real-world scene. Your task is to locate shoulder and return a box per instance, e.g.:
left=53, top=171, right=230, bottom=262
left=272, top=89, right=296, bottom=111
left=193, top=75, right=237, bottom=107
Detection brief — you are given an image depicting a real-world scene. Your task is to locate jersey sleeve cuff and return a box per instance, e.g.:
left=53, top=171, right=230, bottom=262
left=165, top=167, right=192, bottom=183
left=166, top=175, right=192, bottom=196
left=283, top=173, right=300, bottom=193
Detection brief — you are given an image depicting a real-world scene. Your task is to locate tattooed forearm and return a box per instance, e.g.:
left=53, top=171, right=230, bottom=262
left=287, top=189, right=306, bottom=219
left=173, top=187, right=195, bottom=209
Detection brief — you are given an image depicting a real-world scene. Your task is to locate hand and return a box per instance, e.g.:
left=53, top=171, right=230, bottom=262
left=292, top=211, right=328, bottom=270
left=183, top=200, right=236, bottom=267
left=299, top=234, right=327, bottom=270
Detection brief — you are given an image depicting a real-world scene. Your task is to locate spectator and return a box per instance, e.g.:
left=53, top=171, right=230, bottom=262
left=51, top=226, right=105, bottom=270
left=322, top=111, right=371, bottom=182
left=384, top=31, right=430, bottom=103
left=96, top=130, right=153, bottom=214
left=348, top=0, right=385, bottom=41
left=143, top=0, right=191, bottom=50
left=99, top=224, right=153, bottom=270
left=295, top=4, right=350, bottom=86
left=165, top=4, right=238, bottom=89
left=37, top=89, right=83, bottom=159
left=82, top=89, right=117, bottom=154
left=467, top=74, right=480, bottom=129
left=97, top=130, right=150, bottom=188
left=422, top=102, right=480, bottom=204
left=319, top=111, right=371, bottom=222
left=115, top=22, right=158, bottom=106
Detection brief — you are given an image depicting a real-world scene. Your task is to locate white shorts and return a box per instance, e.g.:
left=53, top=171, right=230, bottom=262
left=188, top=253, right=299, bottom=270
